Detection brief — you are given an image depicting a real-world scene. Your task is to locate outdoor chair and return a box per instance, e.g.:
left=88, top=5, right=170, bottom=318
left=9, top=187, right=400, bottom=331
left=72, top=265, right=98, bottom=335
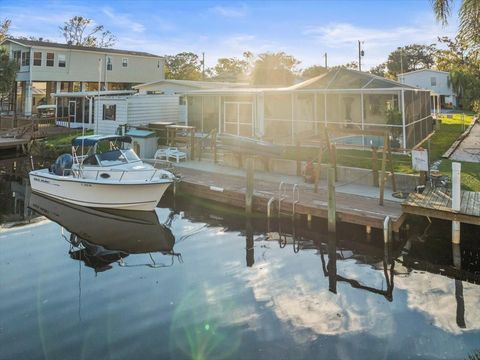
left=166, top=147, right=187, bottom=163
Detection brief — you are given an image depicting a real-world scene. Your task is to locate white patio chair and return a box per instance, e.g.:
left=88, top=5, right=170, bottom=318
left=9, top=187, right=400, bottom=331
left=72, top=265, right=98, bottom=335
left=167, top=147, right=187, bottom=163
left=154, top=148, right=169, bottom=166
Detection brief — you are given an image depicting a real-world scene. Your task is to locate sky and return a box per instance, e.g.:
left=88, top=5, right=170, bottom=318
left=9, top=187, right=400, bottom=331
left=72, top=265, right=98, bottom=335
left=0, top=0, right=459, bottom=71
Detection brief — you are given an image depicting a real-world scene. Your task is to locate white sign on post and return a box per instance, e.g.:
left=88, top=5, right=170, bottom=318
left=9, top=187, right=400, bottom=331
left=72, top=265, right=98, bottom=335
left=412, top=149, right=429, bottom=171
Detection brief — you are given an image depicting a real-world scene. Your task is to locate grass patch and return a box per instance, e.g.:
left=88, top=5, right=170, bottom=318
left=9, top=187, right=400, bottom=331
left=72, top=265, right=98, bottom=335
left=42, top=130, right=94, bottom=147
left=427, top=124, right=464, bottom=160
left=437, top=113, right=474, bottom=125
left=428, top=123, right=480, bottom=191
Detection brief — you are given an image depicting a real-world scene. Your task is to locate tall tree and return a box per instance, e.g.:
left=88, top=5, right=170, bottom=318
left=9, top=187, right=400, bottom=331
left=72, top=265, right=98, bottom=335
left=0, top=18, right=11, bottom=43
left=210, top=54, right=250, bottom=82
left=436, top=36, right=480, bottom=111
left=251, top=52, right=300, bottom=86
left=385, top=44, right=436, bottom=77
left=0, top=47, right=19, bottom=115
left=302, top=65, right=327, bottom=79
left=369, top=63, right=387, bottom=77
left=432, top=0, right=480, bottom=49
left=59, top=16, right=116, bottom=48
left=164, top=52, right=203, bottom=80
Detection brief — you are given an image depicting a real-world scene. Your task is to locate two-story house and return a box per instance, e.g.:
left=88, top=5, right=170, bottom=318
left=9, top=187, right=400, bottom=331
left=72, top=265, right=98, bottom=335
left=398, top=69, right=457, bottom=109
left=0, top=38, right=164, bottom=119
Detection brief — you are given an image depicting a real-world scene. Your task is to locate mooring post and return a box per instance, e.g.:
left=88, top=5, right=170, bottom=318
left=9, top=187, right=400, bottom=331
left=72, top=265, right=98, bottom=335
left=296, top=140, right=301, bottom=176
left=452, top=162, right=461, bottom=245
left=371, top=146, right=379, bottom=187
left=327, top=166, right=336, bottom=233
left=246, top=157, right=254, bottom=216
left=383, top=216, right=392, bottom=263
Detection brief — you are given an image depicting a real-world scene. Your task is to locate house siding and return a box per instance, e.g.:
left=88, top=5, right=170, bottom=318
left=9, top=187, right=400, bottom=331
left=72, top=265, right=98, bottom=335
left=3, top=41, right=164, bottom=83
left=96, top=95, right=179, bottom=135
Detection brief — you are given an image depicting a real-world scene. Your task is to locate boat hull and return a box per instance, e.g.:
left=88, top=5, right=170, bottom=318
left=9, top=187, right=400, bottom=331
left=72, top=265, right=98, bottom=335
left=29, top=170, right=172, bottom=211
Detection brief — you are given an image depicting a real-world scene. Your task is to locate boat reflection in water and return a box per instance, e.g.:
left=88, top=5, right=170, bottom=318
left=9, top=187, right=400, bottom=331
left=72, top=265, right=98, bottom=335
left=28, top=193, right=180, bottom=272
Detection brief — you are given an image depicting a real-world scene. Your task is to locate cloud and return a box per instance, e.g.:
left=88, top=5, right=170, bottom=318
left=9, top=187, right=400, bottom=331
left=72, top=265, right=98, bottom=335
left=303, top=21, right=455, bottom=49
left=102, top=7, right=145, bottom=33
left=209, top=4, right=247, bottom=18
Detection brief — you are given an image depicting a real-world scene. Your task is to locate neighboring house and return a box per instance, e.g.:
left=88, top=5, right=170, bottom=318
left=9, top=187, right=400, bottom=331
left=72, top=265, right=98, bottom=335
left=185, top=68, right=433, bottom=149
left=0, top=38, right=164, bottom=117
left=398, top=69, right=456, bottom=108
left=133, top=80, right=248, bottom=123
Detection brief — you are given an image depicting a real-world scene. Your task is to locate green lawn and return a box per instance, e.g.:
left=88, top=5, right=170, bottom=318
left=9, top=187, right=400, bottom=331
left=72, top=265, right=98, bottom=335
left=42, top=129, right=93, bottom=147
left=436, top=113, right=475, bottom=125
left=427, top=123, right=480, bottom=191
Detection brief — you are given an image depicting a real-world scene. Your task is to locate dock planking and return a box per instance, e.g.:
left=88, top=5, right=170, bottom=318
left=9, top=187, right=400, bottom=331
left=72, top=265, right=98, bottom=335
left=403, top=188, right=480, bottom=225
left=175, top=166, right=405, bottom=231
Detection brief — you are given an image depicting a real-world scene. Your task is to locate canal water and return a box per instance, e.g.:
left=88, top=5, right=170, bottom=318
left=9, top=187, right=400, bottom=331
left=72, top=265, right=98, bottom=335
left=1, top=176, right=480, bottom=360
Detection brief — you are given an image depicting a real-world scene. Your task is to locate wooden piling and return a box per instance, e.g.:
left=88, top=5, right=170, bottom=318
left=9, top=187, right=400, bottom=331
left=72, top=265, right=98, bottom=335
left=314, top=145, right=323, bottom=193
left=379, top=133, right=388, bottom=205
left=296, top=140, right=301, bottom=176
left=452, top=162, right=461, bottom=244
left=327, top=166, right=336, bottom=233
left=246, top=157, right=254, bottom=215
left=371, top=146, right=379, bottom=187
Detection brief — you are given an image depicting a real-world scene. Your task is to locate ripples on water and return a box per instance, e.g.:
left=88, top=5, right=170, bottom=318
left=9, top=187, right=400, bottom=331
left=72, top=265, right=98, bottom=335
left=1, top=179, right=480, bottom=360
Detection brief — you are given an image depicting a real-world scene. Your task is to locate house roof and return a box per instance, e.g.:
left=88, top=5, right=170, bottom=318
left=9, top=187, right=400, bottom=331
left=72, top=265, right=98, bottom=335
left=3, top=38, right=162, bottom=58
left=184, top=68, right=420, bottom=95
left=398, top=69, right=449, bottom=76
left=291, top=68, right=418, bottom=90
left=133, top=79, right=249, bottom=90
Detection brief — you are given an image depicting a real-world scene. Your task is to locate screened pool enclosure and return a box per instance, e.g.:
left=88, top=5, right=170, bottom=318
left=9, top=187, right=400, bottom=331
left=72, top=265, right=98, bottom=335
left=185, top=68, right=433, bottom=149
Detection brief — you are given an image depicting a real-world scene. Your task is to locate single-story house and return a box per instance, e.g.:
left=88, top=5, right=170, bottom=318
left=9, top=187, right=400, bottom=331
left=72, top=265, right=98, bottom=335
left=184, top=68, right=433, bottom=149
left=398, top=69, right=456, bottom=109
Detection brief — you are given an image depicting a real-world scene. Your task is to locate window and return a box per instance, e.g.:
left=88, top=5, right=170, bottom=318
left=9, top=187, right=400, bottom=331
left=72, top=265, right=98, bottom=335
left=179, top=96, right=186, bottom=105
left=58, top=54, right=66, bottom=67
left=33, top=52, right=42, bottom=66
left=46, top=53, right=54, bottom=67
left=430, top=77, right=436, bottom=86
left=13, top=51, right=21, bottom=65
left=122, top=58, right=128, bottom=67
left=21, top=51, right=30, bottom=66
left=107, top=57, right=112, bottom=71
left=102, top=104, right=116, bottom=120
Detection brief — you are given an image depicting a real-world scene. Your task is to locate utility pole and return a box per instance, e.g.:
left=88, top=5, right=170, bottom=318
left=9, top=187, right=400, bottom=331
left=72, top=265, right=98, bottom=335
left=202, top=52, right=205, bottom=81
left=324, top=52, right=328, bottom=69
left=358, top=40, right=364, bottom=72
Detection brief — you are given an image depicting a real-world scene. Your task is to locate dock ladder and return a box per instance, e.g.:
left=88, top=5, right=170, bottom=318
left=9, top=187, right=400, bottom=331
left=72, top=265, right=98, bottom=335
left=274, top=182, right=300, bottom=219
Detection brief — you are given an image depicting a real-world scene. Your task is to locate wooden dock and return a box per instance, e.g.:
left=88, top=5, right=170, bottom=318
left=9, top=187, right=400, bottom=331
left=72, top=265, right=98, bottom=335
left=403, top=188, right=480, bottom=225
left=0, top=137, right=29, bottom=150
left=175, top=166, right=406, bottom=232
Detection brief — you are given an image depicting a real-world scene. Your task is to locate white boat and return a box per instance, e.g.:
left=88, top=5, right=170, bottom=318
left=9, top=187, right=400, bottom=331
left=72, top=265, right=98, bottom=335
left=29, top=134, right=175, bottom=211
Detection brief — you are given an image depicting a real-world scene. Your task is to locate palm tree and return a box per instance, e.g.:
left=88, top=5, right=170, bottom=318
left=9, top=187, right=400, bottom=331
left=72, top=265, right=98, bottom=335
left=432, top=0, right=480, bottom=48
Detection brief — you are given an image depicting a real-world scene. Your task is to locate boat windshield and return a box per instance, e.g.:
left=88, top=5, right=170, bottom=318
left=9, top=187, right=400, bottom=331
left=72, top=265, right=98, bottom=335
left=97, top=149, right=141, bottom=166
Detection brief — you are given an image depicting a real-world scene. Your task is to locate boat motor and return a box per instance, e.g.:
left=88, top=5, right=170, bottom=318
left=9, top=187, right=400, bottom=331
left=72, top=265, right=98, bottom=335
left=51, top=153, right=73, bottom=176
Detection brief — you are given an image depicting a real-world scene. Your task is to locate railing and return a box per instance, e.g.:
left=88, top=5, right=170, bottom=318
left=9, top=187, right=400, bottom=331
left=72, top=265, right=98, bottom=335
left=197, top=128, right=218, bottom=162
left=64, top=167, right=171, bottom=182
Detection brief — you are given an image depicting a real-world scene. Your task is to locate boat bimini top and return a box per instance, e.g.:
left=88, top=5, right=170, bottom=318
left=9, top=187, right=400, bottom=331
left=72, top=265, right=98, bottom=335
left=71, top=135, right=132, bottom=147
